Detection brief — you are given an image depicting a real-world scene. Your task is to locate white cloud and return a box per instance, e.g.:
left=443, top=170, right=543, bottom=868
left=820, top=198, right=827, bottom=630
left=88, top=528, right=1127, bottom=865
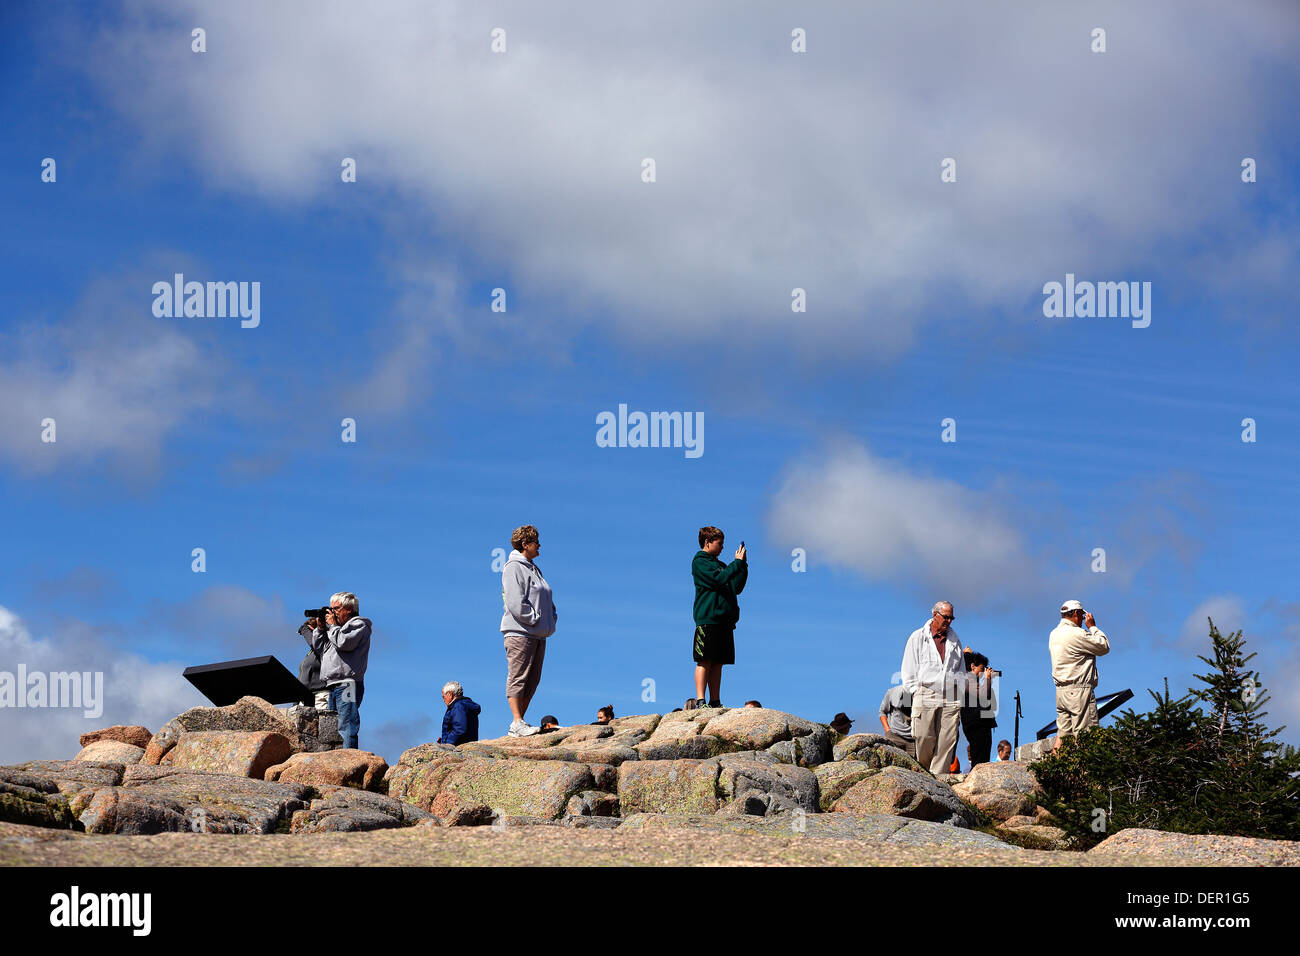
left=0, top=270, right=221, bottom=477
left=766, top=442, right=1033, bottom=608
left=0, top=605, right=204, bottom=765
left=1177, top=595, right=1247, bottom=650
left=765, top=441, right=1209, bottom=612
left=76, top=0, right=1299, bottom=364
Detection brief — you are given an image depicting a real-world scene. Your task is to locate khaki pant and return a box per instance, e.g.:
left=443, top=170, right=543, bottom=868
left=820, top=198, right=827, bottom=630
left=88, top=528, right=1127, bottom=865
left=504, top=635, right=546, bottom=699
left=911, top=692, right=961, bottom=774
left=1055, top=684, right=1098, bottom=738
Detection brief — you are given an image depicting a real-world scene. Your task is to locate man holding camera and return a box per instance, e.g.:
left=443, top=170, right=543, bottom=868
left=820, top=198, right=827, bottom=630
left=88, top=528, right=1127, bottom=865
left=305, top=591, right=372, bottom=750
left=1049, top=600, right=1110, bottom=750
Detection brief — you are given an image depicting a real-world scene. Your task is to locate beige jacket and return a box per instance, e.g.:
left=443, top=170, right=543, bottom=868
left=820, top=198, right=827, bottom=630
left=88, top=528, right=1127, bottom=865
left=1048, top=620, right=1110, bottom=687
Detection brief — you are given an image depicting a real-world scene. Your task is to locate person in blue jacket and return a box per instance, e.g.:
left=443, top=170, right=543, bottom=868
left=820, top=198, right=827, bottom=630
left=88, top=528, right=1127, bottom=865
left=437, top=681, right=481, bottom=745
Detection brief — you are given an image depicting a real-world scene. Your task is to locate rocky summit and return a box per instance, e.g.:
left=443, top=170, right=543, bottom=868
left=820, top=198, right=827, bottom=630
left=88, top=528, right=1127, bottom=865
left=2, top=698, right=1297, bottom=866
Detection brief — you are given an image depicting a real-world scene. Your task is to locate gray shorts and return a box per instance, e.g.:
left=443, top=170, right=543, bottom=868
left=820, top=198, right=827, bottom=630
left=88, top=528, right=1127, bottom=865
left=1056, top=685, right=1098, bottom=738
left=504, top=635, right=546, bottom=699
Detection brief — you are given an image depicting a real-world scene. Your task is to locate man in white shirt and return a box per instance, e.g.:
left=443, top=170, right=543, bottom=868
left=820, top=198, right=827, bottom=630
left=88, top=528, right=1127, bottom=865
left=900, top=600, right=967, bottom=774
left=1048, top=599, right=1111, bottom=749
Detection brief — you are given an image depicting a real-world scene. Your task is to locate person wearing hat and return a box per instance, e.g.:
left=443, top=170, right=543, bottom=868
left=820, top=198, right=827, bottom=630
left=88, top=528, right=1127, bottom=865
left=830, top=712, right=854, bottom=736
left=1049, top=600, right=1111, bottom=749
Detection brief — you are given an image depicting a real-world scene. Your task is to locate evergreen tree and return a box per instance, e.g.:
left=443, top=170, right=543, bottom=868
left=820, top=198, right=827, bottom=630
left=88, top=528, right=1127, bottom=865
left=1032, top=619, right=1300, bottom=847
left=1033, top=679, right=1210, bottom=845
left=1189, top=619, right=1300, bottom=837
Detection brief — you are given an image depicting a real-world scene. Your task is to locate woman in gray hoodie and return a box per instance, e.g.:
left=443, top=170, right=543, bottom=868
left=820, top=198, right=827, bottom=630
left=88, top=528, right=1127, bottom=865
left=500, top=525, right=557, bottom=737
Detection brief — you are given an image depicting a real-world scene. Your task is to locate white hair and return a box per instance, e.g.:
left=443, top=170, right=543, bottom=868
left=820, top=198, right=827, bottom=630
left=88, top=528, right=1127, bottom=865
left=330, top=591, right=359, bottom=613
left=931, top=600, right=953, bottom=614
left=442, top=681, right=463, bottom=698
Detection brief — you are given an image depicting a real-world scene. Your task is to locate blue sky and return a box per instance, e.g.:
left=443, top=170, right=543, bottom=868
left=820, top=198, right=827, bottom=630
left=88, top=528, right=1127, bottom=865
left=2, top=0, right=1298, bottom=764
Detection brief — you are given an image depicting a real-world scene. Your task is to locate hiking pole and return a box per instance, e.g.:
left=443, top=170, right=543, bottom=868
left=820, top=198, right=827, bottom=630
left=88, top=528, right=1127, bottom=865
left=1013, top=691, right=1022, bottom=751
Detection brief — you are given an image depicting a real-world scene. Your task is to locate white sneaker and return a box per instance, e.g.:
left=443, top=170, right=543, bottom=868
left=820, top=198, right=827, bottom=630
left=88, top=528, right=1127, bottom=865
left=508, top=719, right=540, bottom=737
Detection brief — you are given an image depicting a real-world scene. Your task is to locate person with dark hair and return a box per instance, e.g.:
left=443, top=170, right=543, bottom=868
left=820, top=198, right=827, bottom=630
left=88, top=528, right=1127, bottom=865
left=744, top=700, right=762, bottom=709
left=595, top=705, right=614, bottom=724
left=297, top=621, right=330, bottom=711
left=500, top=524, right=557, bottom=737
left=692, top=526, right=748, bottom=709
left=996, top=739, right=1013, bottom=761
left=539, top=715, right=560, bottom=732
left=961, top=648, right=998, bottom=767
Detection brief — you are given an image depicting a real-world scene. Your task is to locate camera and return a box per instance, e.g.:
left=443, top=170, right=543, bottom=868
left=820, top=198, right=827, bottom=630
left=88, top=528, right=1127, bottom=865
left=987, top=669, right=1002, bottom=678
left=303, top=606, right=331, bottom=622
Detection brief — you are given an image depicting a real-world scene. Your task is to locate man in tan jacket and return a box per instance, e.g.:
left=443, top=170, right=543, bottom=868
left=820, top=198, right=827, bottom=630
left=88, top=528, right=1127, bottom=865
left=1048, top=600, right=1110, bottom=749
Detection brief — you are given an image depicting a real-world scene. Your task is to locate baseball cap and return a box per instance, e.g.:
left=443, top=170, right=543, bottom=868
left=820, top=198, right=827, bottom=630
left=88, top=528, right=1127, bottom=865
left=1060, top=600, right=1084, bottom=613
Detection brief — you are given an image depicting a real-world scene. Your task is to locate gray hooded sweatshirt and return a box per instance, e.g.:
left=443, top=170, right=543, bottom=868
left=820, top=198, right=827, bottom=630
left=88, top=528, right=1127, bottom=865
left=312, top=616, right=372, bottom=685
left=500, top=549, right=557, bottom=640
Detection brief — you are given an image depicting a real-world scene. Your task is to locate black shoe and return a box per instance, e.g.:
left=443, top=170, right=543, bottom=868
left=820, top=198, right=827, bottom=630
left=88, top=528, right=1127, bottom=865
left=695, top=698, right=707, bottom=709
left=708, top=699, right=722, bottom=709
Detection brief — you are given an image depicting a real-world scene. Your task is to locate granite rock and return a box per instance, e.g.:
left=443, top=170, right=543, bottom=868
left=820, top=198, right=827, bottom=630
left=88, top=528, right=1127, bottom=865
left=831, top=766, right=978, bottom=827
left=160, top=731, right=293, bottom=780
left=79, top=725, right=154, bottom=750
left=264, top=749, right=389, bottom=792
left=290, top=786, right=431, bottom=833
left=73, top=740, right=144, bottom=765
left=617, top=759, right=721, bottom=816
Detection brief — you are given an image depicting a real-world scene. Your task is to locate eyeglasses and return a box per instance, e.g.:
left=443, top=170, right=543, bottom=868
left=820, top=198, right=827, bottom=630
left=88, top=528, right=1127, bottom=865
left=936, top=613, right=955, bottom=621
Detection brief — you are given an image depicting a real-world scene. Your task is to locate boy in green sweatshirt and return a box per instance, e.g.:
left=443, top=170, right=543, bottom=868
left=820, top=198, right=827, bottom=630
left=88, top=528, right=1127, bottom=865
left=691, top=526, right=748, bottom=708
